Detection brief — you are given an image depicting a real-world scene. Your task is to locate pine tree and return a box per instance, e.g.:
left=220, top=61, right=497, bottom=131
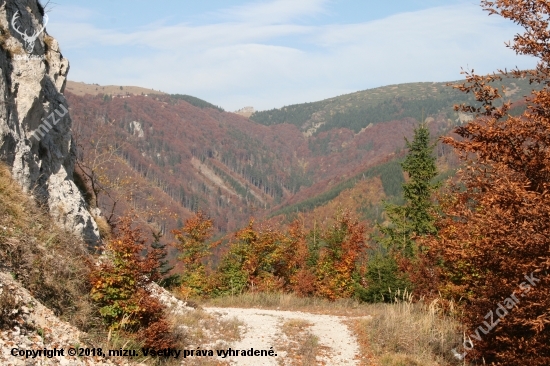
left=149, top=230, right=179, bottom=288
left=379, top=123, right=439, bottom=257
left=363, top=123, right=438, bottom=302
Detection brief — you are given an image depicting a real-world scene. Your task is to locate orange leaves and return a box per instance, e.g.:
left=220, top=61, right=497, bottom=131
left=289, top=268, right=316, bottom=297
left=416, top=2, right=550, bottom=363
left=308, top=210, right=368, bottom=300
left=89, top=216, right=174, bottom=348
left=172, top=211, right=217, bottom=297
left=212, top=210, right=368, bottom=301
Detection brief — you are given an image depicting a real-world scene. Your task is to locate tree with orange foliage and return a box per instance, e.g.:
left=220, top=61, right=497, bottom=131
left=418, top=1, right=550, bottom=364
left=214, top=219, right=286, bottom=293
left=315, top=210, right=368, bottom=300
left=90, top=217, right=174, bottom=349
left=212, top=211, right=368, bottom=300
left=286, top=221, right=317, bottom=296
left=213, top=218, right=314, bottom=295
left=172, top=211, right=219, bottom=297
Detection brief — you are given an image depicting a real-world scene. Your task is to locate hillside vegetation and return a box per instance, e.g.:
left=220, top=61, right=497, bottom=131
left=170, top=94, right=225, bottom=112
left=0, top=163, right=95, bottom=328
left=47, top=3, right=550, bottom=364
left=68, top=87, right=465, bottom=240
left=250, top=76, right=538, bottom=134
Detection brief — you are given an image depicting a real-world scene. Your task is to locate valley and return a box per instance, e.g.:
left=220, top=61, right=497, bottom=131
left=66, top=76, right=536, bottom=241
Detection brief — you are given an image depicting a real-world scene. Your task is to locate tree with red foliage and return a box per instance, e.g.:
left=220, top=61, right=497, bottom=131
left=90, top=217, right=174, bottom=349
left=417, top=1, right=550, bottom=364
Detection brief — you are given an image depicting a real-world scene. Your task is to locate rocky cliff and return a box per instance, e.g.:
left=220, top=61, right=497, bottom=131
left=0, top=0, right=99, bottom=245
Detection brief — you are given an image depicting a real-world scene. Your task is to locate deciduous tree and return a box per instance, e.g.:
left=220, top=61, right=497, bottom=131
left=418, top=1, right=550, bottom=364
left=172, top=211, right=219, bottom=297
left=89, top=217, right=174, bottom=348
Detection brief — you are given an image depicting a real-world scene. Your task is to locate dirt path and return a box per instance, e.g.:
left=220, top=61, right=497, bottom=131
left=205, top=307, right=365, bottom=365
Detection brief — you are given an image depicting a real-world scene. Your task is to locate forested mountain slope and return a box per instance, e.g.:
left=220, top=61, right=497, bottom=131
left=250, top=77, right=536, bottom=134
left=67, top=76, right=536, bottom=238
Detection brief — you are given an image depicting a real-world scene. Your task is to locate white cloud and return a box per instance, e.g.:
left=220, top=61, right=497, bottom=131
left=218, top=0, right=330, bottom=23
left=48, top=1, right=537, bottom=111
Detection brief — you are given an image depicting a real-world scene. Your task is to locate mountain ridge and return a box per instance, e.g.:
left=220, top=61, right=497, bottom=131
left=66, top=75, right=537, bottom=239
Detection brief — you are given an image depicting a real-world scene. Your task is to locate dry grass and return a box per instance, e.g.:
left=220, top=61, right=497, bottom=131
left=93, top=214, right=112, bottom=240
left=44, top=34, right=55, bottom=50
left=167, top=309, right=242, bottom=347
left=81, top=329, right=151, bottom=364
left=0, top=24, right=24, bottom=58
left=43, top=34, right=55, bottom=64
left=79, top=297, right=243, bottom=365
left=202, top=291, right=368, bottom=316
left=0, top=288, right=23, bottom=329
left=0, top=25, right=9, bottom=51
left=204, top=291, right=466, bottom=365
left=158, top=309, right=241, bottom=365
left=276, top=318, right=321, bottom=366
left=350, top=291, right=464, bottom=366
left=0, top=162, right=100, bottom=331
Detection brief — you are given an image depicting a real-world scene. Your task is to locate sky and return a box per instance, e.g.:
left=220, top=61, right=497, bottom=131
left=43, top=0, right=537, bottom=111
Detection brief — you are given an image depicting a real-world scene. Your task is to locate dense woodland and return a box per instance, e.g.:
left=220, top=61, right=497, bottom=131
left=68, top=84, right=464, bottom=237
left=250, top=76, right=540, bottom=134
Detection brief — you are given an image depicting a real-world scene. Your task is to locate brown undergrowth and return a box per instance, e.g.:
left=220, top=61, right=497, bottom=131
left=349, top=292, right=464, bottom=366
left=202, top=291, right=368, bottom=317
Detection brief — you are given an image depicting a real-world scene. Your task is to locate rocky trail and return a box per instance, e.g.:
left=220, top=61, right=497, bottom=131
left=205, top=307, right=371, bottom=365
left=0, top=268, right=373, bottom=366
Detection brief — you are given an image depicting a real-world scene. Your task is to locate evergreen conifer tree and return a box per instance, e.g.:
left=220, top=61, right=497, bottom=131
left=150, top=230, right=178, bottom=288
left=379, top=123, right=439, bottom=257
left=362, top=123, right=438, bottom=302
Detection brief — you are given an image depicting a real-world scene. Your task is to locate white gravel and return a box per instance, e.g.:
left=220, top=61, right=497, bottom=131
left=205, top=307, right=364, bottom=365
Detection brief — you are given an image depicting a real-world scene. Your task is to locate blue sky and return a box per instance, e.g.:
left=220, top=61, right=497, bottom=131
left=44, top=0, right=537, bottom=111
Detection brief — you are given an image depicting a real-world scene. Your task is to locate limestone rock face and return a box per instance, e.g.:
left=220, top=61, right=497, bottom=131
left=0, top=0, right=100, bottom=245
left=234, top=106, right=255, bottom=118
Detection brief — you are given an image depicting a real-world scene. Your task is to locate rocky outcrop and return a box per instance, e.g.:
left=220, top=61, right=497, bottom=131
left=234, top=106, right=255, bottom=118
left=0, top=0, right=100, bottom=245
left=0, top=272, right=141, bottom=366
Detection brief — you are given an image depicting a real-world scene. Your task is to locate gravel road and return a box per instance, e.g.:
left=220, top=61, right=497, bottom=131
left=205, top=307, right=368, bottom=365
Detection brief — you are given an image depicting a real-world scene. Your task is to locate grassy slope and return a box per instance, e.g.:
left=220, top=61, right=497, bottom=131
left=0, top=162, right=98, bottom=329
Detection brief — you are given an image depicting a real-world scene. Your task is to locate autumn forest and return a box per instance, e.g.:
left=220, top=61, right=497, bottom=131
left=62, top=1, right=550, bottom=365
